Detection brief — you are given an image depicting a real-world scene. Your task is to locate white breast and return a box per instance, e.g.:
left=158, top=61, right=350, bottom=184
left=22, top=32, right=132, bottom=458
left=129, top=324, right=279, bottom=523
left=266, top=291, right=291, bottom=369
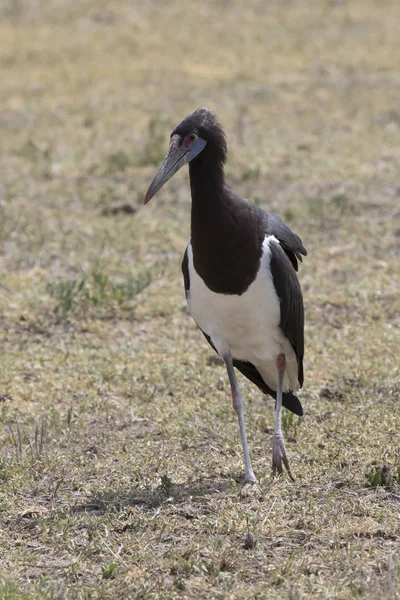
left=186, top=236, right=299, bottom=392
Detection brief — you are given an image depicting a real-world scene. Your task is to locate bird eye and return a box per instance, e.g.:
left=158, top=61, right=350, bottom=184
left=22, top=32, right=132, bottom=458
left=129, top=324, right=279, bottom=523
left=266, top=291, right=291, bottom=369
left=183, top=132, right=198, bottom=148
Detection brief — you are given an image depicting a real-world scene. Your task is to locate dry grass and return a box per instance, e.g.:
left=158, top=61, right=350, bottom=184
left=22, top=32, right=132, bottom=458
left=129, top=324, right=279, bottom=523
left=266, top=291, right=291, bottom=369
left=0, top=0, right=399, bottom=598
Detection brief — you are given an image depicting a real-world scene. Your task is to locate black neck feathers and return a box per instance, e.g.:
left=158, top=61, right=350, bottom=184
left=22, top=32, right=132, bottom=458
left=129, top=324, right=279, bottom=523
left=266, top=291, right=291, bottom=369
left=189, top=148, right=264, bottom=296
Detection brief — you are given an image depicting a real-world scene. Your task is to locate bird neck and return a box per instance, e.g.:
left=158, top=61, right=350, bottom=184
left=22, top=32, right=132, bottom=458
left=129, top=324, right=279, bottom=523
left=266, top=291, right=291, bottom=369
left=188, top=155, right=263, bottom=295
left=189, top=154, right=225, bottom=218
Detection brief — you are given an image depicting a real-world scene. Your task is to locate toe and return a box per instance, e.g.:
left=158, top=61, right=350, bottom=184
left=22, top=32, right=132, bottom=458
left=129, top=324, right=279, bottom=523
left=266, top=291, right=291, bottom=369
left=245, top=473, right=257, bottom=484
left=271, top=436, right=294, bottom=481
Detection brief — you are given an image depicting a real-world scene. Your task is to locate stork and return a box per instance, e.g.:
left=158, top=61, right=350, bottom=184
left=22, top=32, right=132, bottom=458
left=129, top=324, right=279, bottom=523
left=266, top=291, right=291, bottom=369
left=144, top=108, right=306, bottom=483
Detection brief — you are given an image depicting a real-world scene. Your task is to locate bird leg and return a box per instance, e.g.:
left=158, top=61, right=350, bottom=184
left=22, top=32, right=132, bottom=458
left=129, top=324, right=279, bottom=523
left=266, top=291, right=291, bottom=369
left=224, top=354, right=257, bottom=484
left=272, top=353, right=294, bottom=481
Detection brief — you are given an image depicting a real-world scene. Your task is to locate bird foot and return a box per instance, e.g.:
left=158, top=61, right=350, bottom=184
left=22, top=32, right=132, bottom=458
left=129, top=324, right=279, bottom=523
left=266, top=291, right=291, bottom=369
left=244, top=470, right=257, bottom=485
left=271, top=433, right=294, bottom=482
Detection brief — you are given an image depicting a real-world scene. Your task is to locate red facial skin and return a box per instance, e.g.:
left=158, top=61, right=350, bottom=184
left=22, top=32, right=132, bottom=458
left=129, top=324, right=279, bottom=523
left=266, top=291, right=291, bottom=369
left=183, top=133, right=196, bottom=148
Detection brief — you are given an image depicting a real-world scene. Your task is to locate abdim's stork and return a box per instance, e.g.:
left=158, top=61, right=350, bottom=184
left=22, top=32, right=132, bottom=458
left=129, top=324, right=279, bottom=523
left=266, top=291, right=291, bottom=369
left=144, top=108, right=306, bottom=483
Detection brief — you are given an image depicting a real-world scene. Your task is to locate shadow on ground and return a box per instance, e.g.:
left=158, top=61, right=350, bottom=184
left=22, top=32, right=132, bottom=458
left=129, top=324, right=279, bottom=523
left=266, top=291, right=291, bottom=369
left=74, top=477, right=234, bottom=515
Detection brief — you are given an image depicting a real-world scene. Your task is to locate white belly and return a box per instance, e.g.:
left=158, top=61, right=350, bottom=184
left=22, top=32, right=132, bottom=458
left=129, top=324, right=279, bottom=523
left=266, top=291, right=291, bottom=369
left=186, top=236, right=299, bottom=392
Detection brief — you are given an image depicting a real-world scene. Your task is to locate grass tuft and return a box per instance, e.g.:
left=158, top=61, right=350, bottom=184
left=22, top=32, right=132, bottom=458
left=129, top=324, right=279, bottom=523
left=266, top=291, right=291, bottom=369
left=102, top=563, right=119, bottom=580
left=46, top=267, right=154, bottom=318
left=365, top=464, right=400, bottom=490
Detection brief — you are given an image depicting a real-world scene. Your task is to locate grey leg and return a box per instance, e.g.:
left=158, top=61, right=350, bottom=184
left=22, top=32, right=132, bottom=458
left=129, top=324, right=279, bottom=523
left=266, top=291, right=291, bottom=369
left=272, top=353, right=294, bottom=481
left=224, top=355, right=257, bottom=484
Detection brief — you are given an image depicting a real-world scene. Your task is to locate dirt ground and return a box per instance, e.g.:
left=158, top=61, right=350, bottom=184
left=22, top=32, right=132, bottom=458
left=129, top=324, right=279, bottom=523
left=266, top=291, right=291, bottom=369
left=0, top=0, right=399, bottom=598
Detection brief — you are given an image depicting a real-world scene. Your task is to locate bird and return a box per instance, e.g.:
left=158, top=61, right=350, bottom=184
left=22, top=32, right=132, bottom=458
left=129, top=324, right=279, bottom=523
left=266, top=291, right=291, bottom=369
left=144, top=108, right=307, bottom=483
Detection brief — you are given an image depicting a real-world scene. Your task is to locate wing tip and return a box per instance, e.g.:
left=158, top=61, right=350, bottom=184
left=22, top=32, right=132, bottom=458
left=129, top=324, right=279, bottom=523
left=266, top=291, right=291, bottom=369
left=296, top=245, right=307, bottom=259
left=282, top=392, right=304, bottom=416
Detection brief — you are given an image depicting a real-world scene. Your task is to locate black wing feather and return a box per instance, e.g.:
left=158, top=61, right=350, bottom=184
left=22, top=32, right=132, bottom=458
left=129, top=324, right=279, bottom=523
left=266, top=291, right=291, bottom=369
left=262, top=212, right=307, bottom=271
left=268, top=239, right=304, bottom=387
left=182, top=246, right=190, bottom=297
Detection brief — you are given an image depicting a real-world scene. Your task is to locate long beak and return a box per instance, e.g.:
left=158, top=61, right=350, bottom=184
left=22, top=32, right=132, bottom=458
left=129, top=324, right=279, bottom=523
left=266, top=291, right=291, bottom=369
left=144, top=136, right=189, bottom=205
left=144, top=135, right=206, bottom=204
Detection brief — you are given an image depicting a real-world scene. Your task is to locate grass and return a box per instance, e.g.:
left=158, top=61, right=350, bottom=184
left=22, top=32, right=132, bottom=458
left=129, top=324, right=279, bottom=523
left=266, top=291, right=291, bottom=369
left=0, top=0, right=399, bottom=597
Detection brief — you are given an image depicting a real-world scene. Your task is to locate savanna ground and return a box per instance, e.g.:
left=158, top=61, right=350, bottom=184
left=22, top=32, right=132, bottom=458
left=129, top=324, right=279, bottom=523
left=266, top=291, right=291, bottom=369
left=0, top=0, right=399, bottom=598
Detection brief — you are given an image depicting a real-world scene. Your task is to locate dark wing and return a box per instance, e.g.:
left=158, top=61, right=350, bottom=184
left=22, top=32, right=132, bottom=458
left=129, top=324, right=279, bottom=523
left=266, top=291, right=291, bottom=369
left=181, top=246, right=190, bottom=298
left=262, top=212, right=307, bottom=271
left=269, top=239, right=304, bottom=387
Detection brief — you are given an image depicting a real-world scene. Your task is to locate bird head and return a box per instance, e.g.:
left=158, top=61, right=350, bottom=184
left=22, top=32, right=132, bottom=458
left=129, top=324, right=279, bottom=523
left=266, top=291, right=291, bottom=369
left=144, top=108, right=226, bottom=204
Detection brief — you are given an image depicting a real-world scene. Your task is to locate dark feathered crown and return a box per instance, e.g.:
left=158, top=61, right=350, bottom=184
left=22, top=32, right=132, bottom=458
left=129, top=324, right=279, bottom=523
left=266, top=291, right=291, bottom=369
left=173, top=107, right=227, bottom=163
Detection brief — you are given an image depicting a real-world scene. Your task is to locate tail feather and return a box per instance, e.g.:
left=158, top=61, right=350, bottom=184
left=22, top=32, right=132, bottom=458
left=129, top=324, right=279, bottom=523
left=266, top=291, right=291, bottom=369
left=282, top=391, right=303, bottom=416
left=232, top=358, right=304, bottom=416
left=199, top=330, right=304, bottom=417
